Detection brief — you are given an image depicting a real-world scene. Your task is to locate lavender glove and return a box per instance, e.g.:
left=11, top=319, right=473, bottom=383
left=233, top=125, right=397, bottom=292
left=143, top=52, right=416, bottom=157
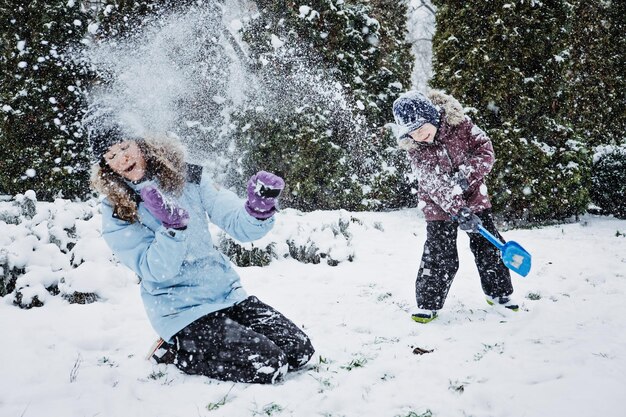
left=140, top=185, right=189, bottom=230
left=245, top=171, right=285, bottom=220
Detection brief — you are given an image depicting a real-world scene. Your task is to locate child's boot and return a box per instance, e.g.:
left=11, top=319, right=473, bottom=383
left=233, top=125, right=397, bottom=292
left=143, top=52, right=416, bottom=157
left=146, top=338, right=177, bottom=364
left=411, top=308, right=438, bottom=323
left=486, top=295, right=519, bottom=312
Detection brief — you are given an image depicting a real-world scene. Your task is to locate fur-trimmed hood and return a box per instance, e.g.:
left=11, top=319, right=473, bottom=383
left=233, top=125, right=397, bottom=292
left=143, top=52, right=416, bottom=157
left=395, top=89, right=466, bottom=151
left=427, top=89, right=465, bottom=126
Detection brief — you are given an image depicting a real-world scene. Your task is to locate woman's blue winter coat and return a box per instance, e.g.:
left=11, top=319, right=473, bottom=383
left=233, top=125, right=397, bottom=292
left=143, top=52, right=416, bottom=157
left=100, top=170, right=274, bottom=342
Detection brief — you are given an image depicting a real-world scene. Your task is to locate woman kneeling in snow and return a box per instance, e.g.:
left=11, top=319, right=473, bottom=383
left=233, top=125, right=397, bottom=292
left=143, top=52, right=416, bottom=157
left=89, top=124, right=314, bottom=384
left=390, top=90, right=518, bottom=323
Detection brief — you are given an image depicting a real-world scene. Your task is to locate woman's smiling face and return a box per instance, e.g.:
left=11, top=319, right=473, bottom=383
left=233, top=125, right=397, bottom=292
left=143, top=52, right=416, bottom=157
left=103, top=140, right=147, bottom=181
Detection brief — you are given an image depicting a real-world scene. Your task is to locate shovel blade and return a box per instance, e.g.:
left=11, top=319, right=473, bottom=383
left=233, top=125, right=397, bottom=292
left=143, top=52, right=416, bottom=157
left=501, top=241, right=532, bottom=277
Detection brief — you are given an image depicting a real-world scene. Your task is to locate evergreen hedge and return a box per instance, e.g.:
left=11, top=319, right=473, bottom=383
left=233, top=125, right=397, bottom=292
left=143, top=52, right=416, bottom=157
left=567, top=1, right=626, bottom=148
left=233, top=0, right=415, bottom=211
left=0, top=1, right=91, bottom=200
left=431, top=0, right=591, bottom=223
left=591, top=149, right=626, bottom=219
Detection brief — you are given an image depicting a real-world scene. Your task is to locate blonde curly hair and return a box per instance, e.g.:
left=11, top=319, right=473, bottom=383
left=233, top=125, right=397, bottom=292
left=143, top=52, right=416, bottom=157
left=91, top=136, right=187, bottom=223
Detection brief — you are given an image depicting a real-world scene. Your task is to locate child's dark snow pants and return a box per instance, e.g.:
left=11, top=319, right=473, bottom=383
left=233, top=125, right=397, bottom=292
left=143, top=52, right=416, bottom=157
left=415, top=210, right=513, bottom=310
left=170, top=296, right=314, bottom=384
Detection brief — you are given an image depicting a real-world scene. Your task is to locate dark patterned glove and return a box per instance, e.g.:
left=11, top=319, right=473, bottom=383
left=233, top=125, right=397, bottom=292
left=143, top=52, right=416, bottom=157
left=455, top=207, right=482, bottom=233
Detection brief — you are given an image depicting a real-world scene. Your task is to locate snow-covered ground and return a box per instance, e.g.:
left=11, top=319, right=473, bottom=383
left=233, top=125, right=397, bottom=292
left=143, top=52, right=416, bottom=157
left=1, top=204, right=625, bottom=417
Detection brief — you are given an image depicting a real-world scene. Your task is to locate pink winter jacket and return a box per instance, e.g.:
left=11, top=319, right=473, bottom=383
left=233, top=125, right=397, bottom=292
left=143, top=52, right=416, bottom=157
left=400, top=91, right=494, bottom=221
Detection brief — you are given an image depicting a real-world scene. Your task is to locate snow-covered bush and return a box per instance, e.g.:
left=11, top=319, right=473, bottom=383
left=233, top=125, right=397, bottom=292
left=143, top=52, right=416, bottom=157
left=218, top=238, right=276, bottom=267
left=591, top=146, right=626, bottom=219
left=216, top=209, right=374, bottom=267
left=0, top=191, right=132, bottom=309
left=284, top=213, right=357, bottom=266
left=1, top=194, right=379, bottom=311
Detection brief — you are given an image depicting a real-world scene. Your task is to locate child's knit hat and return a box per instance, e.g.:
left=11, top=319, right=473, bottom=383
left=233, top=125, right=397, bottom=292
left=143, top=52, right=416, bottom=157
left=391, top=91, right=440, bottom=139
left=84, top=110, right=142, bottom=163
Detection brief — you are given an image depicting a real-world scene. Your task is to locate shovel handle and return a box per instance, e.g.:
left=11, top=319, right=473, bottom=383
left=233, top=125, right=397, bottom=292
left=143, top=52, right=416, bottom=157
left=477, top=225, right=504, bottom=251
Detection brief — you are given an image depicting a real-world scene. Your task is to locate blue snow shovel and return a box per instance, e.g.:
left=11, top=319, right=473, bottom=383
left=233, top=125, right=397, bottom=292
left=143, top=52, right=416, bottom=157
left=477, top=225, right=532, bottom=277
